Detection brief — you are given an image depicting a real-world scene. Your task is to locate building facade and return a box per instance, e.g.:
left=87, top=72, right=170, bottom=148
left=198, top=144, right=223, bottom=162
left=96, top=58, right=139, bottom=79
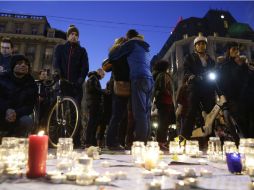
left=152, top=9, right=254, bottom=91
left=0, top=12, right=66, bottom=75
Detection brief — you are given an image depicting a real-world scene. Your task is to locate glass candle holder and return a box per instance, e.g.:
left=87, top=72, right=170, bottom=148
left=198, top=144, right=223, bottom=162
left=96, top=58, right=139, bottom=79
left=185, top=140, right=199, bottom=156
left=226, top=153, right=242, bottom=173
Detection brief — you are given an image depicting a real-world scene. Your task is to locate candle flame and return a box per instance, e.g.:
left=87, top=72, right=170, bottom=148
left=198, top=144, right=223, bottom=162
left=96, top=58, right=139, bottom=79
left=38, top=131, right=44, bottom=136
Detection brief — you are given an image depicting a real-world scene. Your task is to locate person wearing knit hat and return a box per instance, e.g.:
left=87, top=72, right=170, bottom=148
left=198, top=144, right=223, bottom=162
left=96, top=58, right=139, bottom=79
left=53, top=24, right=89, bottom=147
left=0, top=54, right=37, bottom=137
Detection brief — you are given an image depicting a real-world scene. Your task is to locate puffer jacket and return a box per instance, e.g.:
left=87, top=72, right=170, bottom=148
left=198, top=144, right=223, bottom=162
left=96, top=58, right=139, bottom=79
left=0, top=72, right=37, bottom=119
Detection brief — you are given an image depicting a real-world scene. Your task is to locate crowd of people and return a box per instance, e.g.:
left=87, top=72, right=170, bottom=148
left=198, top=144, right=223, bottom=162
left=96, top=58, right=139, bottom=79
left=0, top=24, right=254, bottom=151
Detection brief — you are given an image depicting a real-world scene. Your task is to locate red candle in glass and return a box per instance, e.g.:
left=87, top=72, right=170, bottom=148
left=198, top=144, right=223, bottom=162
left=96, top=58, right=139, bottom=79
left=27, top=131, right=48, bottom=178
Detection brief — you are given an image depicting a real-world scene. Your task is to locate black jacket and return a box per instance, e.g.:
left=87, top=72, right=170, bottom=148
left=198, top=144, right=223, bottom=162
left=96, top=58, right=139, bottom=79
left=85, top=71, right=103, bottom=108
left=111, top=56, right=129, bottom=81
left=184, top=52, right=215, bottom=78
left=0, top=72, right=37, bottom=119
left=53, top=41, right=89, bottom=86
left=217, top=57, right=249, bottom=103
left=0, top=54, right=11, bottom=73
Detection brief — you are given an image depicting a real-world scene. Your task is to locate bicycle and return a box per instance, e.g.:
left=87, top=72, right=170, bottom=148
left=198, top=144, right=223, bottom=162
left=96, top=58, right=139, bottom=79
left=45, top=78, right=80, bottom=147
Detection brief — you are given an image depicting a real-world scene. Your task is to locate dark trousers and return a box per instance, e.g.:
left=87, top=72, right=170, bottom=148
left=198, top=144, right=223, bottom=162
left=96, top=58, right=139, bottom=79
left=106, top=94, right=128, bottom=147
left=157, top=104, right=175, bottom=143
left=181, top=83, right=215, bottom=139
left=86, top=105, right=100, bottom=146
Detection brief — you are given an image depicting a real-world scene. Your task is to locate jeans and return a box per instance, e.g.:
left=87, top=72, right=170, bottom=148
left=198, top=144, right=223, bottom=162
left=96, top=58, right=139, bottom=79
left=106, top=94, right=128, bottom=147
left=131, top=77, right=153, bottom=142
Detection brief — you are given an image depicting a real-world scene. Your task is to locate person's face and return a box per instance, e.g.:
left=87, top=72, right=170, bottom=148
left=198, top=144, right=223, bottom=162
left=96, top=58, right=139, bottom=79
left=195, top=41, right=207, bottom=53
left=1, top=42, right=12, bottom=56
left=229, top=46, right=239, bottom=58
left=39, top=71, right=48, bottom=80
left=98, top=70, right=105, bottom=79
left=13, top=60, right=29, bottom=76
left=67, top=32, right=79, bottom=43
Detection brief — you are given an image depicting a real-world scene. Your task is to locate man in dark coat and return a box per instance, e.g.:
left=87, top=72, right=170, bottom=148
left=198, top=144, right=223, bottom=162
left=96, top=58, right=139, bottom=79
left=0, top=37, right=13, bottom=74
left=181, top=36, right=216, bottom=140
left=0, top=54, right=37, bottom=137
left=53, top=24, right=89, bottom=147
left=53, top=24, right=89, bottom=105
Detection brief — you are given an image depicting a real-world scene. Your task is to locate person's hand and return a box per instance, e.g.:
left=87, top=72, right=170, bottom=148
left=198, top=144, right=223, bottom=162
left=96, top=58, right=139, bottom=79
left=5, top=109, right=16, bottom=123
left=0, top=66, right=4, bottom=72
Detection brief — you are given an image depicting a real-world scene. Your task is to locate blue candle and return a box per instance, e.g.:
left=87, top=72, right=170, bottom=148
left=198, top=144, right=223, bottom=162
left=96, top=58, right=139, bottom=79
left=226, top=153, right=242, bottom=173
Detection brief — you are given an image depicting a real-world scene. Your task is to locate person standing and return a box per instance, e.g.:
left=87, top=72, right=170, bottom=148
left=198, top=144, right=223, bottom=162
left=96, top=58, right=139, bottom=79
left=0, top=37, right=13, bottom=74
left=180, top=35, right=216, bottom=140
left=109, top=29, right=153, bottom=143
left=53, top=24, right=89, bottom=146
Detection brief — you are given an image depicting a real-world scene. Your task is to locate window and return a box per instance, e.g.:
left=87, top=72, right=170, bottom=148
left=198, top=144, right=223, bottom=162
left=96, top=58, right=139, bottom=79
left=224, top=21, right=228, bottom=29
left=15, top=24, right=23, bottom=34
left=44, top=47, right=53, bottom=66
left=31, top=25, right=38, bottom=35
left=47, top=30, right=55, bottom=38
left=0, top=24, right=5, bottom=33
left=25, top=45, right=36, bottom=63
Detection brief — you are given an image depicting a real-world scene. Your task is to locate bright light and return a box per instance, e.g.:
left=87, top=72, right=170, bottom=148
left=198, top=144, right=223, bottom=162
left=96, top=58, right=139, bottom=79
left=153, top=122, right=158, bottom=128
left=208, top=72, right=216, bottom=81
left=221, top=15, right=225, bottom=19
left=38, top=131, right=45, bottom=136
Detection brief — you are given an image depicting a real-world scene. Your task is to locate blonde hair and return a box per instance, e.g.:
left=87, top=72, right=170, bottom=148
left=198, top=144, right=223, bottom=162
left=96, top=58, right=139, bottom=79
left=109, top=37, right=127, bottom=52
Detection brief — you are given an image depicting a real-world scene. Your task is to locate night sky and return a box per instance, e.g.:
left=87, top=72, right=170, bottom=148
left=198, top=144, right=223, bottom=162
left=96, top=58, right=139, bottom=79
left=1, top=1, right=253, bottom=87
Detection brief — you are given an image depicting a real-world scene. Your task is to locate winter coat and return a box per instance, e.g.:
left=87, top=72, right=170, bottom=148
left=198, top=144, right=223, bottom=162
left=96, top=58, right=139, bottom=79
left=0, top=54, right=11, bottom=73
left=85, top=71, right=103, bottom=108
left=0, top=72, right=37, bottom=119
left=153, top=71, right=174, bottom=106
left=109, top=39, right=152, bottom=80
left=53, top=41, right=89, bottom=87
left=217, top=57, right=249, bottom=103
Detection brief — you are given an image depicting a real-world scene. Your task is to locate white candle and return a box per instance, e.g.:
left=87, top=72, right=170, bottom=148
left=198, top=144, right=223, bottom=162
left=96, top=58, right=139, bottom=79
left=147, top=180, right=161, bottom=190
left=247, top=167, right=254, bottom=176
left=164, top=169, right=182, bottom=179
left=142, top=170, right=153, bottom=179
left=101, top=160, right=110, bottom=167
left=66, top=171, right=77, bottom=181
left=157, top=161, right=168, bottom=170
left=95, top=176, right=111, bottom=185
left=76, top=173, right=94, bottom=186
left=175, top=180, right=187, bottom=190
left=200, top=169, right=212, bottom=177
left=105, top=171, right=117, bottom=181
left=116, top=171, right=127, bottom=180
left=151, top=168, right=163, bottom=176
left=249, top=182, right=254, bottom=190
left=184, top=177, right=197, bottom=187
left=46, top=170, right=61, bottom=180
left=50, top=174, right=67, bottom=184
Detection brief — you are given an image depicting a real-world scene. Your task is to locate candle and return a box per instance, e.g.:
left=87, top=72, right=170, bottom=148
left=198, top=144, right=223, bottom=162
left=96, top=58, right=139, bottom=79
left=249, top=182, right=254, bottom=190
left=66, top=171, right=77, bottom=181
left=226, top=153, right=242, bottom=173
left=200, top=169, right=212, bottom=177
left=76, top=173, right=94, bottom=186
left=175, top=180, right=188, bottom=190
left=116, top=171, right=127, bottom=180
left=141, top=170, right=153, bottom=179
left=247, top=167, right=254, bottom=176
left=95, top=176, right=111, bottom=185
left=50, top=174, right=67, bottom=184
left=151, top=168, right=163, bottom=176
left=101, top=160, right=110, bottom=167
left=46, top=170, right=61, bottom=180
left=147, top=180, right=161, bottom=190
left=26, top=131, right=48, bottom=178
left=184, top=177, right=197, bottom=187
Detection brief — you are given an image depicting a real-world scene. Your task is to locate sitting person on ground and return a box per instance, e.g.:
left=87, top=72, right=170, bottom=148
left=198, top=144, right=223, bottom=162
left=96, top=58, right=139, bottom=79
left=0, top=54, right=37, bottom=137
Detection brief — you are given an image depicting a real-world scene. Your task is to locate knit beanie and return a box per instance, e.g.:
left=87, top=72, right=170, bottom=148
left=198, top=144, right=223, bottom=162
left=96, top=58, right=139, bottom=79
left=66, top=24, right=79, bottom=37
left=126, top=29, right=139, bottom=39
left=10, top=54, right=30, bottom=72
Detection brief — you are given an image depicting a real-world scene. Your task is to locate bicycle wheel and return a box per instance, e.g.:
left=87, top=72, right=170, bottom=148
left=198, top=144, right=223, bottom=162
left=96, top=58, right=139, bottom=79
left=46, top=96, right=79, bottom=147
